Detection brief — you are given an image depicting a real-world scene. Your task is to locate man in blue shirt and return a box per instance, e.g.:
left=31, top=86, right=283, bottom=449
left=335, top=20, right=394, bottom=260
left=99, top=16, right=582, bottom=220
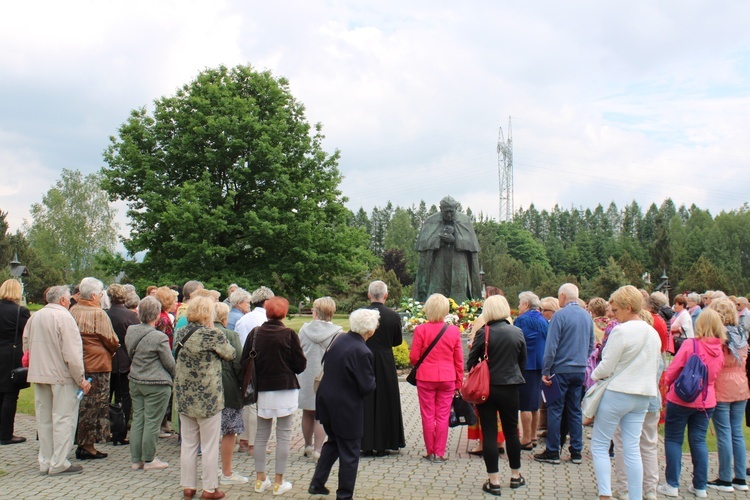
left=534, top=283, right=594, bottom=465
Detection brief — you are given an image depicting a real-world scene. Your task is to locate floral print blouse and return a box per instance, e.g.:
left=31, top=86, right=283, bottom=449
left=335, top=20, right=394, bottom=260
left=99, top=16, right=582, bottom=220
left=173, top=323, right=235, bottom=419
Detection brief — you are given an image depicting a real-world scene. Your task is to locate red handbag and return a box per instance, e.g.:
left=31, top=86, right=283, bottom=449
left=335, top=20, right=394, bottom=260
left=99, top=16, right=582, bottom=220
left=461, top=325, right=490, bottom=405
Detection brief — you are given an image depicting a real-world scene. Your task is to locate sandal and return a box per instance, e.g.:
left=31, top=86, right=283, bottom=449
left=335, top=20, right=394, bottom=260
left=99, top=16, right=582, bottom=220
left=519, top=442, right=534, bottom=451
left=482, top=481, right=502, bottom=496
left=510, top=475, right=526, bottom=489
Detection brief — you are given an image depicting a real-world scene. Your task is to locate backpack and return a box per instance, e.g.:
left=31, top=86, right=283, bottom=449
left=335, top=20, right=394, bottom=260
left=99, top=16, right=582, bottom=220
left=673, top=339, right=709, bottom=404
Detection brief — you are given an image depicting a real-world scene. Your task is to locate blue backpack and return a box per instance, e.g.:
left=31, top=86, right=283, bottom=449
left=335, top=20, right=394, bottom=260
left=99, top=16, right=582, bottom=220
left=673, top=339, right=709, bottom=404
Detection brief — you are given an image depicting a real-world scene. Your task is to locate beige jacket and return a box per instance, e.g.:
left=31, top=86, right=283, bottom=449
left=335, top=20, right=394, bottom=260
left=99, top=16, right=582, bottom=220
left=22, top=303, right=86, bottom=387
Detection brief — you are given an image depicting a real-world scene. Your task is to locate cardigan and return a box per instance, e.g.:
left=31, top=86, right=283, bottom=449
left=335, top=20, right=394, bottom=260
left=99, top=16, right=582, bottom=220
left=126, top=323, right=175, bottom=386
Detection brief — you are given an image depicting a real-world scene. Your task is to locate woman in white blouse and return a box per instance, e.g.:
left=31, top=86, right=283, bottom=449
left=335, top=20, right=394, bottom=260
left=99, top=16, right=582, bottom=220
left=670, top=295, right=694, bottom=352
left=590, top=286, right=661, bottom=500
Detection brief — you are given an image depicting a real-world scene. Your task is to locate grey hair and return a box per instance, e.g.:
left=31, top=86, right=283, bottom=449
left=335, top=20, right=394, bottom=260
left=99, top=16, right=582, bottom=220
left=125, top=291, right=140, bottom=310
left=368, top=280, right=388, bottom=300
left=122, top=284, right=136, bottom=292
left=79, top=277, right=104, bottom=300
left=650, top=291, right=668, bottom=308
left=138, top=296, right=161, bottom=323
left=46, top=285, right=70, bottom=304
left=251, top=286, right=274, bottom=305
left=182, top=280, right=204, bottom=300
left=558, top=283, right=579, bottom=301
left=350, top=308, right=380, bottom=336
left=214, top=301, right=230, bottom=323
left=712, top=291, right=727, bottom=299
left=518, top=291, right=541, bottom=310
left=230, top=288, right=252, bottom=308
left=687, top=293, right=701, bottom=304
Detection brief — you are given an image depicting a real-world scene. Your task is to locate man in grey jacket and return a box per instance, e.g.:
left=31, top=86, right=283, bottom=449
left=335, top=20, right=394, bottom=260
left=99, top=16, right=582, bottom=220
left=23, top=285, right=91, bottom=475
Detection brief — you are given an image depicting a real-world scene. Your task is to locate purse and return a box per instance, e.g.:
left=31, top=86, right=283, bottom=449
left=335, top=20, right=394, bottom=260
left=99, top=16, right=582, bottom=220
left=10, top=305, right=29, bottom=387
left=241, top=329, right=259, bottom=405
left=314, top=330, right=343, bottom=393
left=461, top=325, right=491, bottom=405
left=449, top=393, right=478, bottom=427
left=407, top=323, right=449, bottom=386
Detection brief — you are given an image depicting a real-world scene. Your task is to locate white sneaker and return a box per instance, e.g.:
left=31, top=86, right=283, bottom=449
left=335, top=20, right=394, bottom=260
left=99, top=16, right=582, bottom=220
left=255, top=478, right=272, bottom=493
left=688, top=485, right=707, bottom=498
left=611, top=490, right=628, bottom=500
left=313, top=450, right=321, bottom=461
left=657, top=483, right=679, bottom=497
left=303, top=445, right=314, bottom=457
left=644, top=491, right=657, bottom=500
left=273, top=481, right=292, bottom=496
left=143, top=458, right=169, bottom=470
left=220, top=473, right=249, bottom=485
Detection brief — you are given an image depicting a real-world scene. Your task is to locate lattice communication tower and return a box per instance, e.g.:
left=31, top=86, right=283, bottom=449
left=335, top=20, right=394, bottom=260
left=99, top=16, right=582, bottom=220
left=497, top=116, right=514, bottom=221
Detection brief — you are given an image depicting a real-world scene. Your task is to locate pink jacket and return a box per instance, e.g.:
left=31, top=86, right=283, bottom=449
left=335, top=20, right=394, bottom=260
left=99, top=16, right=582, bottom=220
left=409, top=322, right=464, bottom=390
left=715, top=344, right=750, bottom=403
left=665, top=337, right=724, bottom=409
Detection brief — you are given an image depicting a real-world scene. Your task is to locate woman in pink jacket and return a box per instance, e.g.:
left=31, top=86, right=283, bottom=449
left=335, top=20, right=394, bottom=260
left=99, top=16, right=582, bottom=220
left=706, top=298, right=749, bottom=493
left=409, top=293, right=463, bottom=462
left=658, top=308, right=725, bottom=498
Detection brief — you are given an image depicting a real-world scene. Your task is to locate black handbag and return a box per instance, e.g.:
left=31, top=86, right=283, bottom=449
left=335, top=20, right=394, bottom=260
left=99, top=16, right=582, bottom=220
left=10, top=305, right=29, bottom=387
left=241, top=329, right=258, bottom=405
left=109, top=402, right=127, bottom=439
left=407, top=323, right=449, bottom=386
left=449, top=393, right=478, bottom=427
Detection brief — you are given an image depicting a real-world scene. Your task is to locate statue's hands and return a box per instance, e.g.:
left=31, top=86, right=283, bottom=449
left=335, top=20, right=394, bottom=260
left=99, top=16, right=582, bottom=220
left=439, top=231, right=455, bottom=244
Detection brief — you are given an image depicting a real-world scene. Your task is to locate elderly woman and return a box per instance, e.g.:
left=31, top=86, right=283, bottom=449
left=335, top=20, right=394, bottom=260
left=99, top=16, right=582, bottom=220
left=589, top=286, right=660, bottom=500
left=409, top=293, right=463, bottom=462
left=174, top=296, right=235, bottom=500
left=297, top=297, right=344, bottom=460
left=467, top=295, right=526, bottom=496
left=154, top=285, right=177, bottom=436
left=106, top=283, right=140, bottom=445
left=241, top=297, right=306, bottom=496
left=706, top=298, right=749, bottom=492
left=588, top=297, right=609, bottom=343
left=308, top=308, right=377, bottom=499
left=126, top=296, right=175, bottom=471
left=514, top=291, right=548, bottom=450
left=70, top=277, right=119, bottom=459
left=540, top=296, right=559, bottom=322
left=658, top=308, right=725, bottom=498
left=227, top=288, right=251, bottom=332
left=0, top=279, right=31, bottom=445
left=213, top=302, right=247, bottom=485
left=670, top=295, right=694, bottom=352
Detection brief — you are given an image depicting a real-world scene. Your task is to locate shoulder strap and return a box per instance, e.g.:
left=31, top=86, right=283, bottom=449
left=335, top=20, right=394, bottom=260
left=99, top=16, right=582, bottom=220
left=174, top=325, right=202, bottom=360
left=320, top=330, right=344, bottom=365
left=413, top=323, right=450, bottom=370
left=11, top=305, right=21, bottom=370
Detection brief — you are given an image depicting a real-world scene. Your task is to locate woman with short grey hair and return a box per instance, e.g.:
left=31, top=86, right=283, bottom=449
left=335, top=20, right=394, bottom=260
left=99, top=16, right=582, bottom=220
left=126, top=296, right=175, bottom=472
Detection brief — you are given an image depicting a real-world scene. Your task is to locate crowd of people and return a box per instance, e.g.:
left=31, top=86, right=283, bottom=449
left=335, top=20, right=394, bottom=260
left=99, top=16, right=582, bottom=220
left=1, top=274, right=749, bottom=499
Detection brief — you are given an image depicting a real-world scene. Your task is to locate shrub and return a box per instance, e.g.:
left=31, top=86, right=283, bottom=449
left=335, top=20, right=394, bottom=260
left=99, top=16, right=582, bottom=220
left=392, top=340, right=411, bottom=369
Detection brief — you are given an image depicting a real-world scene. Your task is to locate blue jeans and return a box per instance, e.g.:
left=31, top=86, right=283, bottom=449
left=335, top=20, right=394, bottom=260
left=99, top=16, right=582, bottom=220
left=592, top=390, right=649, bottom=498
left=664, top=402, right=715, bottom=490
left=712, top=400, right=747, bottom=482
left=545, top=372, right=585, bottom=453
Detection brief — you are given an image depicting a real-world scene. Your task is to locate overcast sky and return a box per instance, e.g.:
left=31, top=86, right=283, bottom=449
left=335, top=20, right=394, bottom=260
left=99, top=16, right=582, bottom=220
left=2, top=1, right=749, bottom=240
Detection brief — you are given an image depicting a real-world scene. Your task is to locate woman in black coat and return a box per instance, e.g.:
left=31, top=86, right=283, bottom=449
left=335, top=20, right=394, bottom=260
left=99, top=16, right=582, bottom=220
left=466, top=294, right=527, bottom=496
left=0, top=279, right=31, bottom=445
left=308, top=308, right=377, bottom=500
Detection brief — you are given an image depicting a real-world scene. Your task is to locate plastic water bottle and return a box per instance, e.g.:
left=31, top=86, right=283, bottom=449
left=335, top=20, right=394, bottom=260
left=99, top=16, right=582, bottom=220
left=75, top=378, right=93, bottom=401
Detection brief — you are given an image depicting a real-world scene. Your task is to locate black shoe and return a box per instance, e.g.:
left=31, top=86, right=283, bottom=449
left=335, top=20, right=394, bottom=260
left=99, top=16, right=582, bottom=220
left=533, top=449, right=560, bottom=464
left=498, top=446, right=505, bottom=455
left=510, top=475, right=526, bottom=489
left=482, top=481, right=502, bottom=496
left=0, top=436, right=27, bottom=445
left=570, top=450, right=582, bottom=464
left=707, top=479, right=734, bottom=492
left=733, top=478, right=749, bottom=491
left=76, top=447, right=107, bottom=460
left=308, top=484, right=330, bottom=495
left=112, top=438, right=129, bottom=446
left=373, top=450, right=387, bottom=457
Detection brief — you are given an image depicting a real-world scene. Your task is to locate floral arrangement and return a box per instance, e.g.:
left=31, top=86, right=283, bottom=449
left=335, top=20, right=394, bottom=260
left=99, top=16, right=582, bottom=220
left=400, top=297, right=484, bottom=333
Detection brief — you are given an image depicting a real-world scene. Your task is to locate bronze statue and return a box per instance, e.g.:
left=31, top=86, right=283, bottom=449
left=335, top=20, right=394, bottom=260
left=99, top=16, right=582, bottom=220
left=413, top=196, right=481, bottom=302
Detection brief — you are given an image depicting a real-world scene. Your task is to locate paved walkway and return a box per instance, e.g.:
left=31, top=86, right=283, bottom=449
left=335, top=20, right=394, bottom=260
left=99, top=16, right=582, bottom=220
left=0, top=382, right=740, bottom=499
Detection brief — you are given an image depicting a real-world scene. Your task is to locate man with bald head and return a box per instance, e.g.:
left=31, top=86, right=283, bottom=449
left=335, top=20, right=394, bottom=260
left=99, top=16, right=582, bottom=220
left=534, top=283, right=594, bottom=466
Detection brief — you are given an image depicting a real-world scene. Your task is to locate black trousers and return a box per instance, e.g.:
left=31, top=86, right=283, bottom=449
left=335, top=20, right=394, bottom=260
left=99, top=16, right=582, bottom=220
left=477, top=384, right=522, bottom=473
left=110, top=372, right=132, bottom=435
left=0, top=390, right=20, bottom=441
left=311, top=423, right=361, bottom=500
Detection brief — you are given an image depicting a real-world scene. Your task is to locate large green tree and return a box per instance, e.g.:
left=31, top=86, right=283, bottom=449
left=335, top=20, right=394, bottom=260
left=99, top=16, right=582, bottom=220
left=24, top=169, right=118, bottom=283
left=101, top=64, right=369, bottom=297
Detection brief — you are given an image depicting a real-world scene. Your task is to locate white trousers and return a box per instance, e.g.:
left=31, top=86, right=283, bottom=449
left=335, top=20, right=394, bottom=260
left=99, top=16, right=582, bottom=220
left=180, top=412, right=221, bottom=491
left=239, top=403, right=257, bottom=443
left=34, top=383, right=80, bottom=474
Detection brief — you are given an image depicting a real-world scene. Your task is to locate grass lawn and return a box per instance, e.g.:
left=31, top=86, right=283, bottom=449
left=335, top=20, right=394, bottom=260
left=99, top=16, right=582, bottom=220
left=656, top=421, right=750, bottom=453
left=17, top=387, right=35, bottom=416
